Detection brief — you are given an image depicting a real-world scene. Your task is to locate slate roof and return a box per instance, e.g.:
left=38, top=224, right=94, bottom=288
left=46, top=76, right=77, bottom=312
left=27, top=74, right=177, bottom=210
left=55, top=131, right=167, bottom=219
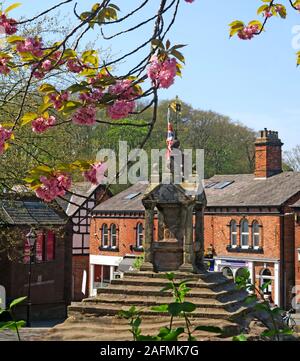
left=93, top=182, right=148, bottom=213
left=92, top=171, right=300, bottom=213
left=291, top=200, right=300, bottom=208
left=204, top=172, right=300, bottom=207
left=0, top=200, right=66, bottom=225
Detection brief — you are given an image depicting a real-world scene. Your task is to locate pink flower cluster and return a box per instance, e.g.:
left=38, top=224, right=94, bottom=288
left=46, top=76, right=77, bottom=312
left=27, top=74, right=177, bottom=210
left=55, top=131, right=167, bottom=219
left=0, top=57, right=10, bottom=74
left=79, top=88, right=103, bottom=103
left=35, top=173, right=72, bottom=202
left=67, top=59, right=84, bottom=73
left=49, top=92, right=69, bottom=110
left=72, top=105, right=97, bottom=125
left=264, top=5, right=283, bottom=17
left=33, top=51, right=63, bottom=79
left=32, top=116, right=56, bottom=133
left=107, top=79, right=136, bottom=120
left=0, top=14, right=17, bottom=35
left=185, top=0, right=194, bottom=3
left=16, top=37, right=44, bottom=57
left=83, top=162, right=107, bottom=185
left=0, top=126, right=12, bottom=154
left=147, top=56, right=178, bottom=89
left=238, top=24, right=259, bottom=40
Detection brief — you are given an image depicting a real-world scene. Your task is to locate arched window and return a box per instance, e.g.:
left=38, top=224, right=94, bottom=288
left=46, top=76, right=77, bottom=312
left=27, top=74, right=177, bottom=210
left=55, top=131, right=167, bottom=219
left=240, top=220, right=249, bottom=248
left=252, top=221, right=260, bottom=249
left=222, top=267, right=234, bottom=279
left=136, top=223, right=143, bottom=248
left=230, top=220, right=237, bottom=247
left=110, top=224, right=117, bottom=248
left=102, top=224, right=108, bottom=247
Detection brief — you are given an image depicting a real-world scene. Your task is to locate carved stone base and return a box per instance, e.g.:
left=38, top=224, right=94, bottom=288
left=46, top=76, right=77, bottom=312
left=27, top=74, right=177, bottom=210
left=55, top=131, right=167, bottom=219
left=140, top=262, right=154, bottom=272
left=178, top=263, right=195, bottom=273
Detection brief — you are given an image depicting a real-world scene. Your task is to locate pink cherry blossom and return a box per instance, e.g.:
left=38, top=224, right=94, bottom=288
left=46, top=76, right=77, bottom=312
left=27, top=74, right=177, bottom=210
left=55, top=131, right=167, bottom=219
left=0, top=57, right=10, bottom=75
left=109, top=79, right=136, bottom=100
left=41, top=59, right=52, bottom=71
left=67, top=59, right=84, bottom=73
left=35, top=172, right=72, bottom=202
left=238, top=24, right=259, bottom=40
left=83, top=162, right=107, bottom=185
left=32, top=116, right=56, bottom=133
left=16, top=37, right=44, bottom=57
left=72, top=105, right=97, bottom=125
left=49, top=92, right=69, bottom=110
left=79, top=88, right=104, bottom=103
left=0, top=126, right=12, bottom=154
left=147, top=56, right=178, bottom=89
left=0, top=14, right=17, bottom=35
left=107, top=100, right=135, bottom=120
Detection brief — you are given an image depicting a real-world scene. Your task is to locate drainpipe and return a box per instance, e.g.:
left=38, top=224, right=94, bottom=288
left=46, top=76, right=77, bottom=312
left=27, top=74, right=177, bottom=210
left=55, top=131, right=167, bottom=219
left=280, top=212, right=285, bottom=309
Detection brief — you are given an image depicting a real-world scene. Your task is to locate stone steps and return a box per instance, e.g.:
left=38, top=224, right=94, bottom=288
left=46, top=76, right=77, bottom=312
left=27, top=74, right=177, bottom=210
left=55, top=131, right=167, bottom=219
left=111, top=275, right=231, bottom=289
left=84, top=292, right=247, bottom=311
left=68, top=301, right=249, bottom=321
left=45, top=315, right=241, bottom=341
left=96, top=284, right=235, bottom=298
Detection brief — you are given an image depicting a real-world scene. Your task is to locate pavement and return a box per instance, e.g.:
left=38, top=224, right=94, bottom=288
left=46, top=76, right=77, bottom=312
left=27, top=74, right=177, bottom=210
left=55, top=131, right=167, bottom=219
left=0, top=320, right=64, bottom=341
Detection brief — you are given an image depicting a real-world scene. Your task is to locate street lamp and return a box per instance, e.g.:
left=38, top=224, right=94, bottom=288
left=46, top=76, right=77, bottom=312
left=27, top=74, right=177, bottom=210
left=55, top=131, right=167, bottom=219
left=26, top=228, right=37, bottom=327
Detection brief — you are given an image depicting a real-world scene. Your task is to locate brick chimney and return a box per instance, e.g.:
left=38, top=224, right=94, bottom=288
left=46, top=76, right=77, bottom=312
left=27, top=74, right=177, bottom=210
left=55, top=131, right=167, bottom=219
left=255, top=128, right=283, bottom=178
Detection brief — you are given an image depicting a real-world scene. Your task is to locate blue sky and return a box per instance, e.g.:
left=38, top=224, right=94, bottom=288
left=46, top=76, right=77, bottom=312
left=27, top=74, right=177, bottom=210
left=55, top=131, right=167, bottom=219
left=11, top=0, right=300, bottom=150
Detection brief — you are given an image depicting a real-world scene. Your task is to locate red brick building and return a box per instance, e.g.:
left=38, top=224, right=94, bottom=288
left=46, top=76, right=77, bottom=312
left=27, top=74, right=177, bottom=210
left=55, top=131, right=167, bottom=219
left=0, top=198, right=72, bottom=320
left=89, top=129, right=300, bottom=309
left=292, top=201, right=300, bottom=306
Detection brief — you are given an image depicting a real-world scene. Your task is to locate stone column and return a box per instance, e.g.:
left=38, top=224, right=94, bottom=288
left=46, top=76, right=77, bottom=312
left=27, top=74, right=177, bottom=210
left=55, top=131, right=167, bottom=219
left=158, top=210, right=164, bottom=241
left=179, top=203, right=195, bottom=273
left=141, top=205, right=155, bottom=271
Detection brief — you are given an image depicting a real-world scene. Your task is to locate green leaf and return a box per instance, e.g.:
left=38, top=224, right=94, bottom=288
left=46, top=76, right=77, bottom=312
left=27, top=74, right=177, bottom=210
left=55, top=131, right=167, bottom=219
left=151, top=304, right=168, bottom=313
left=181, top=302, right=196, bottom=313
left=9, top=296, right=27, bottom=309
left=168, top=302, right=182, bottom=316
left=5, top=3, right=22, bottom=13
left=38, top=84, right=56, bottom=94
left=165, top=272, right=175, bottom=281
left=232, top=334, right=247, bottom=341
left=160, top=284, right=173, bottom=293
left=20, top=112, right=38, bottom=126
left=7, top=35, right=24, bottom=44
left=194, top=325, right=223, bottom=334
left=161, top=327, right=185, bottom=341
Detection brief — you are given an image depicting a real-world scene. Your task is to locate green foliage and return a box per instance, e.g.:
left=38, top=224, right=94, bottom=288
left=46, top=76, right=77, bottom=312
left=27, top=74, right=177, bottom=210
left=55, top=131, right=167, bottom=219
left=235, top=269, right=295, bottom=341
left=133, top=254, right=144, bottom=270
left=0, top=296, right=27, bottom=341
left=119, top=273, right=223, bottom=341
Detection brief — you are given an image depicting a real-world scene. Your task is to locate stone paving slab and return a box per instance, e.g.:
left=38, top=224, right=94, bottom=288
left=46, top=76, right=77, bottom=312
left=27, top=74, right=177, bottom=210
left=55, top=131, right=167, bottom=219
left=0, top=328, right=50, bottom=341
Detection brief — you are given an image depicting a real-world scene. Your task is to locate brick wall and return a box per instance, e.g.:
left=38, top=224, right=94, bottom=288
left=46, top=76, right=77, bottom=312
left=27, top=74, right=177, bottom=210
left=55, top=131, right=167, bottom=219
left=72, top=255, right=89, bottom=301
left=0, top=225, right=72, bottom=320
left=204, top=214, right=281, bottom=259
left=295, top=213, right=300, bottom=289
left=90, top=216, right=158, bottom=257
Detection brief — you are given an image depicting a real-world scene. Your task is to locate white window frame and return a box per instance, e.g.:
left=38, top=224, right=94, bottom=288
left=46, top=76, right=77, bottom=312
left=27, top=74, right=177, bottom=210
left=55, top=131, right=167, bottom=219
left=241, top=220, right=249, bottom=249
left=230, top=220, right=237, bottom=248
left=136, top=223, right=144, bottom=248
left=102, top=224, right=109, bottom=248
left=110, top=224, right=117, bottom=249
left=252, top=221, right=260, bottom=249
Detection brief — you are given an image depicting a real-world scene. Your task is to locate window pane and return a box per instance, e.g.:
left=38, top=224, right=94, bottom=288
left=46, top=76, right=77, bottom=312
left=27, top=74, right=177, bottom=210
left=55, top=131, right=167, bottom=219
left=231, top=233, right=237, bottom=246
left=36, top=232, right=45, bottom=262
left=241, top=220, right=248, bottom=232
left=102, top=225, right=108, bottom=246
left=46, top=231, right=55, bottom=261
left=110, top=224, right=117, bottom=247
